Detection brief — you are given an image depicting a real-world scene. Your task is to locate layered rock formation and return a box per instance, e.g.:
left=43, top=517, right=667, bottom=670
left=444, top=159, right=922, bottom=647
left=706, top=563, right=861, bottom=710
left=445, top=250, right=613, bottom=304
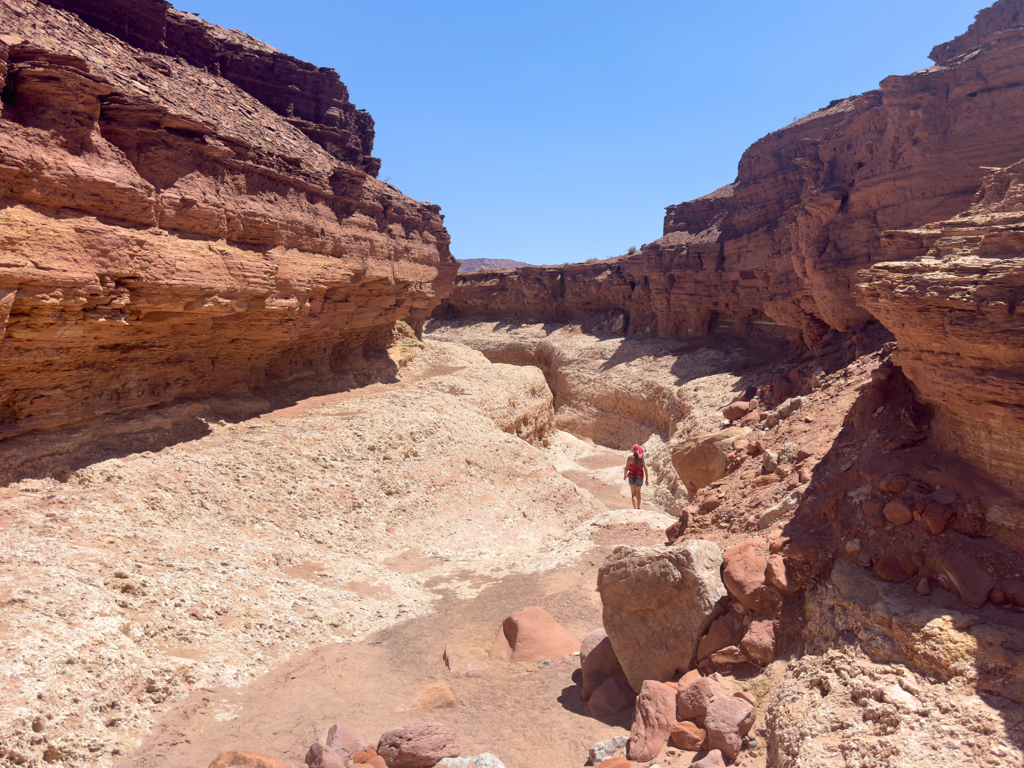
left=438, top=0, right=1024, bottom=347
left=858, top=160, right=1024, bottom=505
left=0, top=0, right=456, bottom=441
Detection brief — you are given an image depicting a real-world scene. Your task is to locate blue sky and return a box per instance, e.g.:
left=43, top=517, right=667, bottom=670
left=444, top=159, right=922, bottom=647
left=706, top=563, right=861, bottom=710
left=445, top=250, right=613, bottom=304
left=183, top=1, right=985, bottom=265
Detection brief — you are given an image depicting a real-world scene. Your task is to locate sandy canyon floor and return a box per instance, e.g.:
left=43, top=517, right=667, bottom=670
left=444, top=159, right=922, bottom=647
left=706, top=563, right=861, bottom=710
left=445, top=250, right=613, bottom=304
left=2, top=323, right=1022, bottom=768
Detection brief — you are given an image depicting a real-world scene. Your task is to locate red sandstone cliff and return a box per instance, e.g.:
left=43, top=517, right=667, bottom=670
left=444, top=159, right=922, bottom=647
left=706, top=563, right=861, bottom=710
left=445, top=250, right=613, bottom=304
left=0, top=0, right=457, bottom=440
left=438, top=0, right=1024, bottom=346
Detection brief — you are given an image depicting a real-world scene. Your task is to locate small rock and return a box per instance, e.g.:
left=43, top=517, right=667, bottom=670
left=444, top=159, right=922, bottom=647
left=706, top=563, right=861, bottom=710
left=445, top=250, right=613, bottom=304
left=377, top=723, right=460, bottom=768
left=412, top=682, right=459, bottom=709
left=588, top=735, right=628, bottom=764
left=209, top=752, right=291, bottom=768
left=929, top=550, right=993, bottom=608
left=351, top=749, right=378, bottom=764
left=874, top=554, right=911, bottom=583
left=722, top=539, right=768, bottom=611
left=765, top=554, right=799, bottom=597
left=443, top=644, right=487, bottom=678
left=690, top=748, right=727, bottom=768
left=595, top=758, right=630, bottom=768
left=305, top=742, right=349, bottom=768
left=922, top=502, right=954, bottom=535
left=723, top=401, right=750, bottom=422
left=327, top=723, right=369, bottom=758
left=705, top=696, right=756, bottom=760
left=882, top=500, right=913, bottom=526
left=436, top=755, right=506, bottom=768
left=879, top=474, right=908, bottom=494
left=697, top=610, right=744, bottom=661
left=710, top=645, right=746, bottom=665
left=669, top=720, right=707, bottom=751
left=917, top=577, right=930, bottom=595
left=740, top=620, right=776, bottom=665
left=676, top=673, right=727, bottom=720
left=861, top=501, right=885, bottom=529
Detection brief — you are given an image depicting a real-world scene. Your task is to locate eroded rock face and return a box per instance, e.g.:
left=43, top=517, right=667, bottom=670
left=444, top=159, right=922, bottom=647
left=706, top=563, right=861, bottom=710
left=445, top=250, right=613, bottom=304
left=0, top=0, right=456, bottom=442
left=597, top=541, right=727, bottom=690
left=857, top=159, right=1024, bottom=505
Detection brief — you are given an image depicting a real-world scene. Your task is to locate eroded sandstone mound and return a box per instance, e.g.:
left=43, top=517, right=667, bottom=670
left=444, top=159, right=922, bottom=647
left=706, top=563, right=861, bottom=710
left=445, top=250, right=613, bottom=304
left=0, top=0, right=457, bottom=441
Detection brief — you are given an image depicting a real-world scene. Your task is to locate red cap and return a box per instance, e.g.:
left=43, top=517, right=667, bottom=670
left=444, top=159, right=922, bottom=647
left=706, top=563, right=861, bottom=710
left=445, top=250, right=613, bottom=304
left=633, top=444, right=644, bottom=459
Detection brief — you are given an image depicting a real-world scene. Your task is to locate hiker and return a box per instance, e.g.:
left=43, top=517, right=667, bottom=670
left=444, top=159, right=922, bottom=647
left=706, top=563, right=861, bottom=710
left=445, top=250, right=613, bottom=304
left=624, top=444, right=647, bottom=509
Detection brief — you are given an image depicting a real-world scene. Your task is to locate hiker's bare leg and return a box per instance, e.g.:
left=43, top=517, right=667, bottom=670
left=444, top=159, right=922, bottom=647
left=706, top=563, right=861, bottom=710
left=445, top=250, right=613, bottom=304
left=631, top=485, right=640, bottom=509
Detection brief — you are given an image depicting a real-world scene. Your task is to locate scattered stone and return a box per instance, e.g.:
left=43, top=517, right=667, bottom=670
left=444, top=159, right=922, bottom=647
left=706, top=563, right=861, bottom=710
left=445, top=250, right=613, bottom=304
left=861, top=501, right=886, bottom=529
left=377, top=723, right=460, bottom=768
left=922, top=502, right=954, bottom=534
left=436, top=755, right=506, bottom=768
left=209, top=751, right=291, bottom=768
left=697, top=610, right=744, bottom=661
left=305, top=741, right=350, bottom=768
left=765, top=553, right=799, bottom=596
left=490, top=606, right=580, bottom=662
left=443, top=644, right=487, bottom=678
left=874, top=554, right=911, bottom=584
left=740, top=620, right=776, bottom=665
left=628, top=680, right=678, bottom=761
left=879, top=475, right=908, bottom=494
left=709, top=646, right=747, bottom=666
left=586, top=676, right=637, bottom=719
left=588, top=735, right=628, bottom=764
left=595, top=758, right=630, bottom=768
left=328, top=723, right=370, bottom=759
left=581, top=632, right=625, bottom=700
left=723, top=401, right=750, bottom=422
left=412, top=682, right=459, bottom=709
left=669, top=720, right=707, bottom=751
left=676, top=673, right=727, bottom=720
left=917, top=577, right=930, bottom=596
left=598, top=542, right=727, bottom=690
left=722, top=539, right=768, bottom=611
left=690, top=749, right=727, bottom=768
left=351, top=748, right=378, bottom=764
left=761, top=450, right=779, bottom=475
left=929, top=550, right=993, bottom=608
left=705, top=696, right=756, bottom=760
left=883, top=500, right=913, bottom=526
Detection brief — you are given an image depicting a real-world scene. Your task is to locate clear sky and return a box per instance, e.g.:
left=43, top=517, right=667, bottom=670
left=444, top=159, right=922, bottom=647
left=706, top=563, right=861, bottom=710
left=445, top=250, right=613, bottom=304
left=182, top=0, right=985, bottom=265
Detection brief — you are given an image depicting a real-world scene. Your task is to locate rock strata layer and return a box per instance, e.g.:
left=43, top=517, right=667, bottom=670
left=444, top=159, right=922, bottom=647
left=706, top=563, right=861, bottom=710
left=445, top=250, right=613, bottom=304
left=0, top=0, right=456, bottom=440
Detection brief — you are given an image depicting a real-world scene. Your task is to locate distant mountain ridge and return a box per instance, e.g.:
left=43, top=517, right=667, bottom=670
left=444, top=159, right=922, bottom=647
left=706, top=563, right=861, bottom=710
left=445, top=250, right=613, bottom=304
left=458, top=258, right=531, bottom=273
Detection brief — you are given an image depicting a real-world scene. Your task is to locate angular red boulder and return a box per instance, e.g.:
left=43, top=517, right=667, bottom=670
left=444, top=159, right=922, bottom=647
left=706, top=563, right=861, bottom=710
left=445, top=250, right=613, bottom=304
left=376, top=723, right=460, bottom=768
left=690, top=749, right=727, bottom=768
left=628, top=680, right=678, bottom=761
left=722, top=539, right=768, bottom=611
left=740, top=620, right=776, bottom=665
left=669, top=720, right=707, bottom=750
left=490, top=606, right=580, bottom=662
left=766, top=553, right=799, bottom=596
left=676, top=673, right=728, bottom=721
left=705, top=696, right=755, bottom=760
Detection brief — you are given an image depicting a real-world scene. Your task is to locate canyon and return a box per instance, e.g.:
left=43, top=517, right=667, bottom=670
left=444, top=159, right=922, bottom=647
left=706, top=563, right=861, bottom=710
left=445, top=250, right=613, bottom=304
left=2, top=2, right=1024, bottom=768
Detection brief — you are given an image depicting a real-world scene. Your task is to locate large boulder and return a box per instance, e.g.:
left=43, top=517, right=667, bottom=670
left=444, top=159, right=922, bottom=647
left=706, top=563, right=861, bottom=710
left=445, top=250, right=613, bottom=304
left=377, top=723, right=460, bottom=768
left=598, top=542, right=727, bottom=690
left=671, top=427, right=751, bottom=496
left=628, top=680, right=678, bottom=761
left=489, top=606, right=580, bottom=662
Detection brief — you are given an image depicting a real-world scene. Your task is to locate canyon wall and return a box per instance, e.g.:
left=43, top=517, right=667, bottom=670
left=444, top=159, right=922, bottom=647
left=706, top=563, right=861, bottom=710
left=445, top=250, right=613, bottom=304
left=0, top=0, right=457, bottom=440
left=438, top=0, right=1024, bottom=347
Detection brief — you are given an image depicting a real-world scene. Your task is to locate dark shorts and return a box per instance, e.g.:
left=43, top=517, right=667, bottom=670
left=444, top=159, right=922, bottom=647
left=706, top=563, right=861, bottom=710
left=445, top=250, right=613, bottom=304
left=628, top=477, right=644, bottom=487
